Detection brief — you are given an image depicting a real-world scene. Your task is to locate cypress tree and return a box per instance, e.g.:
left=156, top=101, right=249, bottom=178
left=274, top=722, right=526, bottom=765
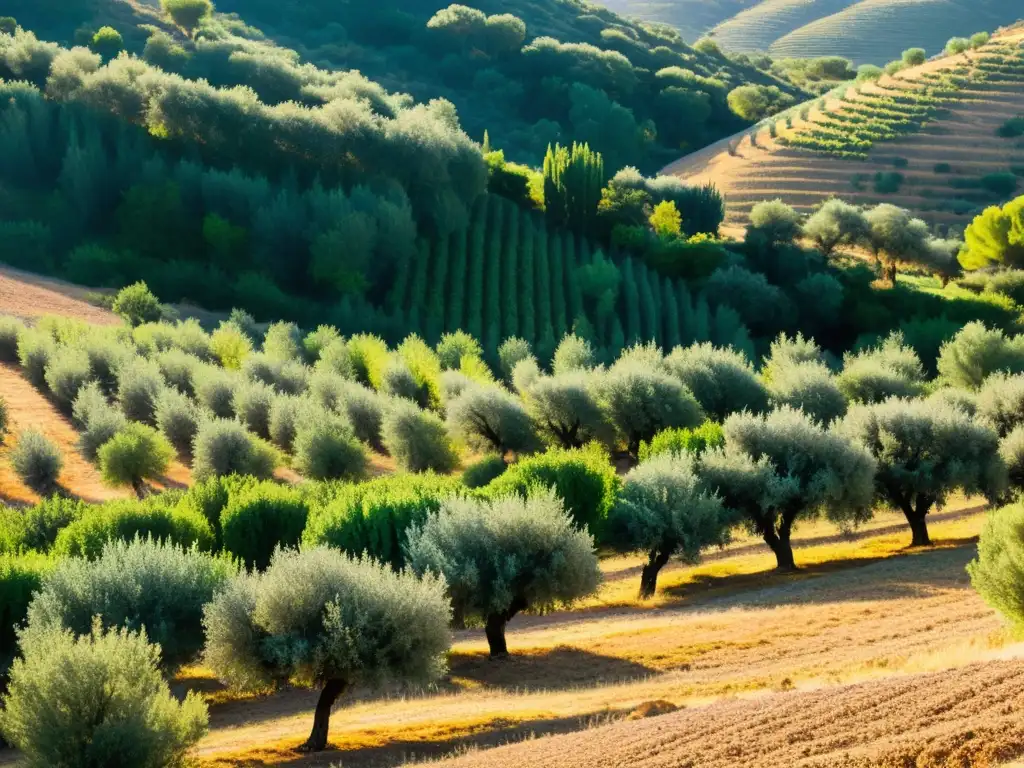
left=520, top=213, right=536, bottom=345
left=565, top=231, right=584, bottom=325
left=647, top=268, right=662, bottom=344
left=536, top=225, right=552, bottom=345
left=407, top=238, right=431, bottom=335
left=662, top=278, right=681, bottom=350
left=550, top=229, right=567, bottom=340
left=711, top=304, right=743, bottom=348
left=386, top=251, right=412, bottom=317
left=543, top=143, right=606, bottom=234
left=731, top=324, right=757, bottom=363
left=447, top=224, right=469, bottom=332
left=608, top=316, right=626, bottom=361
left=693, top=293, right=712, bottom=343
left=676, top=280, right=694, bottom=346
left=502, top=201, right=520, bottom=340
left=467, top=195, right=488, bottom=342
left=425, top=234, right=450, bottom=345
left=622, top=257, right=642, bottom=346
left=635, top=260, right=658, bottom=346
left=484, top=197, right=503, bottom=352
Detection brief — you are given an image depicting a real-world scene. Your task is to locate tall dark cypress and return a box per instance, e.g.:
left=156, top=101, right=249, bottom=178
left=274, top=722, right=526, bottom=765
left=520, top=213, right=536, bottom=345
left=484, top=197, right=504, bottom=355
left=502, top=201, right=520, bottom=340
left=466, top=195, right=488, bottom=342
left=550, top=229, right=567, bottom=340
left=446, top=223, right=469, bottom=332
left=424, top=233, right=450, bottom=345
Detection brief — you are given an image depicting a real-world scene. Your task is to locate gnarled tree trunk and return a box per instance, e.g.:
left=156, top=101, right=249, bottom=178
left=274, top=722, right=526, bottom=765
left=899, top=495, right=933, bottom=547
left=638, top=549, right=672, bottom=599
left=299, top=678, right=347, bottom=752
left=762, top=517, right=797, bottom=572
left=484, top=595, right=528, bottom=658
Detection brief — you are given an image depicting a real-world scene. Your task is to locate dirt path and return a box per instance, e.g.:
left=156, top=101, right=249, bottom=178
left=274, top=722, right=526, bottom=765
left=0, top=267, right=118, bottom=326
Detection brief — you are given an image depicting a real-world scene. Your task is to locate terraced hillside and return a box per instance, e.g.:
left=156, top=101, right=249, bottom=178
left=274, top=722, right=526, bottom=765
left=601, top=0, right=1020, bottom=64
left=665, top=28, right=1024, bottom=230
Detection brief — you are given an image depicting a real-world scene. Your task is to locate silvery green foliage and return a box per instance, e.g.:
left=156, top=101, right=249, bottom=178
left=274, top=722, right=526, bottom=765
left=436, top=331, right=483, bottom=371
left=74, top=383, right=128, bottom=462
left=381, top=358, right=420, bottom=402
left=25, top=538, right=235, bottom=671
left=194, top=364, right=238, bottom=419
left=116, top=357, right=165, bottom=425
left=1000, top=426, right=1024, bottom=491
left=0, top=315, right=25, bottom=362
left=17, top=329, right=55, bottom=388
left=596, top=360, right=704, bottom=457
left=232, top=379, right=275, bottom=440
left=439, top=370, right=474, bottom=409
left=276, top=360, right=310, bottom=395
left=663, top=343, right=768, bottom=421
left=155, top=388, right=202, bottom=457
left=838, top=333, right=926, bottom=404
left=616, top=341, right=664, bottom=370
left=241, top=352, right=280, bottom=388
left=937, top=321, right=1024, bottom=390
left=335, top=381, right=384, bottom=449
left=511, top=357, right=542, bottom=395
left=761, top=332, right=827, bottom=383
left=191, top=419, right=277, bottom=482
left=11, top=430, right=63, bottom=495
left=702, top=407, right=876, bottom=545
left=765, top=360, right=847, bottom=425
left=268, top=394, right=316, bottom=453
left=303, top=326, right=342, bottom=364
left=977, top=373, right=1024, bottom=438
left=166, top=319, right=213, bottom=362
left=801, top=198, right=869, bottom=256
left=609, top=453, right=730, bottom=562
left=927, top=387, right=978, bottom=418
left=552, top=333, right=596, bottom=376
left=381, top=398, right=458, bottom=473
left=446, top=384, right=540, bottom=456
left=405, top=489, right=600, bottom=621
left=293, top=414, right=367, bottom=481
left=262, top=321, right=303, bottom=363
left=202, top=547, right=451, bottom=692
left=524, top=373, right=610, bottom=449
left=308, top=369, right=348, bottom=411
left=241, top=353, right=309, bottom=395
left=43, top=346, right=94, bottom=412
left=71, top=381, right=108, bottom=429
left=498, top=337, right=533, bottom=381
left=155, top=348, right=202, bottom=397
left=969, top=502, right=1024, bottom=629
left=840, top=397, right=1006, bottom=517
left=0, top=623, right=207, bottom=768
left=315, top=338, right=355, bottom=379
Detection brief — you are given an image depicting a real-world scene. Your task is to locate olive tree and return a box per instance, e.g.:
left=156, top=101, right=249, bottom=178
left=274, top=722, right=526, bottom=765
left=699, top=407, right=876, bottom=570
left=838, top=333, right=925, bottom=403
left=840, top=398, right=1005, bottom=547
left=97, top=423, right=174, bottom=498
left=552, top=333, right=596, bottom=375
left=203, top=548, right=451, bottom=752
left=608, top=454, right=731, bottom=598
left=663, top=343, right=768, bottom=420
left=405, top=490, right=600, bottom=657
left=802, top=199, right=869, bottom=257
left=523, top=373, right=610, bottom=449
left=446, top=384, right=540, bottom=457
left=765, top=360, right=847, bottom=425
left=937, top=322, right=1024, bottom=390
left=968, top=502, right=1024, bottom=629
left=161, top=0, right=213, bottom=37
left=977, top=373, right=1024, bottom=437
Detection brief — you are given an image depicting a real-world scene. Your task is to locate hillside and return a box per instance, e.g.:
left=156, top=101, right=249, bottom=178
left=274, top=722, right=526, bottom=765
left=601, top=0, right=1021, bottom=65
left=665, top=27, right=1024, bottom=230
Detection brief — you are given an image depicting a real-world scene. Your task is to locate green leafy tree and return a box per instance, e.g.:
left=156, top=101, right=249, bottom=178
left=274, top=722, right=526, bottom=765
left=649, top=200, right=682, bottom=238
left=160, top=0, right=213, bottom=37
left=726, top=85, right=794, bottom=121
left=112, top=282, right=162, bottom=328
left=523, top=372, right=610, bottom=449
left=89, top=26, right=124, bottom=61
left=98, top=423, right=174, bottom=498
left=543, top=143, right=606, bottom=233
left=936, top=322, right=1024, bottom=390
left=446, top=384, right=540, bottom=456
left=968, top=502, right=1024, bottom=629
left=663, top=343, right=768, bottom=421
left=803, top=199, right=869, bottom=257
left=959, top=198, right=1024, bottom=271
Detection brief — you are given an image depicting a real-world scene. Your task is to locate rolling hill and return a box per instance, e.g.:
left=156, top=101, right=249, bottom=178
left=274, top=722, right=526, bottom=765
left=664, top=26, right=1024, bottom=231
left=601, top=0, right=1021, bottom=64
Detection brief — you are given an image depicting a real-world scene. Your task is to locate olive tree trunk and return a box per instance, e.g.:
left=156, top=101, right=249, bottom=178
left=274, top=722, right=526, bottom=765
left=484, top=595, right=528, bottom=657
left=299, top=678, right=347, bottom=752
left=901, top=495, right=934, bottom=547
left=762, top=516, right=797, bottom=572
left=638, top=549, right=672, bottom=599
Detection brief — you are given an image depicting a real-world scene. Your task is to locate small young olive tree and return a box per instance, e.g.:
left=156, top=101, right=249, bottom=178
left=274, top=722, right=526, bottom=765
left=405, top=490, right=600, bottom=657
left=663, top=343, right=768, bottom=420
left=977, top=372, right=1024, bottom=438
left=968, top=502, right=1024, bottom=630
left=609, top=454, right=731, bottom=598
left=936, top=322, right=1024, bottom=391
left=203, top=548, right=451, bottom=752
left=97, top=423, right=174, bottom=498
left=802, top=199, right=869, bottom=257
left=446, top=384, right=540, bottom=457
left=523, top=372, right=610, bottom=449
left=765, top=360, right=848, bottom=425
left=837, top=333, right=925, bottom=404
left=699, top=407, right=876, bottom=570
left=840, top=398, right=1005, bottom=547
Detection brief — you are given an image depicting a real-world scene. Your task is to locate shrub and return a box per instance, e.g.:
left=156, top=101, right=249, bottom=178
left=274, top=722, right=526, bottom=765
left=498, top=337, right=533, bottom=381
left=512, top=357, right=542, bottom=394
left=232, top=379, right=274, bottom=440
left=638, top=422, right=724, bottom=462
left=303, top=473, right=464, bottom=568
left=293, top=415, right=367, bottom=481
left=838, top=333, right=925, bottom=403
left=191, top=419, right=278, bottom=482
left=407, top=490, right=599, bottom=656
left=194, top=365, right=238, bottom=418
left=0, top=623, right=207, bottom=767
left=11, top=429, right=62, bottom=495
left=748, top=199, right=801, bottom=246
left=0, top=496, right=87, bottom=554
left=52, top=498, right=214, bottom=559
left=969, top=31, right=990, bottom=48
left=267, top=394, right=312, bottom=453
left=486, top=443, right=620, bottom=539
left=381, top=358, right=421, bottom=402
left=307, top=368, right=347, bottom=411
left=262, top=321, right=303, bottom=363
left=43, top=347, right=93, bottom=412
left=155, top=388, right=201, bottom=457
left=97, top=423, right=174, bottom=498
left=937, top=322, right=1024, bottom=390
left=347, top=333, right=390, bottom=388
left=202, top=547, right=449, bottom=751
left=220, top=483, right=309, bottom=570
left=156, top=348, right=201, bottom=397
left=277, top=360, right=310, bottom=395
left=523, top=372, right=610, bottom=449
left=174, top=475, right=258, bottom=547
left=0, top=315, right=24, bottom=362
left=0, top=552, right=54, bottom=683
left=447, top=385, right=540, bottom=456
left=767, top=360, right=848, bottom=425
left=462, top=454, right=507, bottom=489
left=1000, top=426, right=1024, bottom=492
left=997, top=116, right=1024, bottom=139
left=934, top=162, right=953, bottom=174
left=116, top=357, right=165, bottom=425
left=981, top=172, right=1018, bottom=197
left=316, top=338, right=354, bottom=378
left=381, top=399, right=458, bottom=473
left=25, top=538, right=234, bottom=670
left=597, top=361, right=704, bottom=457
left=968, top=502, right=1024, bottom=629
left=928, top=387, right=978, bottom=417
left=977, top=373, right=1024, bottom=437
left=161, top=0, right=213, bottom=34
left=112, top=281, right=162, bottom=327
left=609, top=454, right=730, bottom=597
left=210, top=322, right=252, bottom=370
left=437, top=330, right=483, bottom=370
left=700, top=407, right=876, bottom=570
left=336, top=381, right=385, bottom=449
left=303, top=325, right=342, bottom=363
left=664, top=344, right=768, bottom=421
left=78, top=397, right=128, bottom=462
left=873, top=171, right=904, bottom=194
left=17, top=329, right=55, bottom=388
left=552, top=333, right=596, bottom=375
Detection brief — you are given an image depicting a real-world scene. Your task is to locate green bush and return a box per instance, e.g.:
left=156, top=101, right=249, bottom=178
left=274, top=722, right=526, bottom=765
left=262, top=321, right=303, bottom=363
left=191, top=419, right=278, bottom=482
left=0, top=552, right=54, bottom=683
left=267, top=394, right=312, bottom=453
left=293, top=415, right=367, bottom=481
left=1000, top=426, right=1024, bottom=492
left=337, top=381, right=385, bottom=449
left=97, top=423, right=174, bottom=497
left=156, top=348, right=201, bottom=397
left=194, top=365, right=238, bottom=418
left=43, top=347, right=93, bottom=412
left=112, top=282, right=163, bottom=327
left=26, top=537, right=234, bottom=670
left=934, top=162, right=952, bottom=174
left=873, top=171, right=904, bottom=194
left=116, top=357, right=165, bottom=425
left=552, top=333, right=596, bottom=375
left=303, top=473, right=465, bottom=568
left=638, top=422, right=724, bottom=462
left=174, top=474, right=258, bottom=547
left=0, top=623, right=207, bottom=767
left=663, top=344, right=767, bottom=421
left=498, top=337, right=533, bottom=381
left=220, top=482, right=309, bottom=570
left=0, top=496, right=87, bottom=554
left=462, top=454, right=507, bottom=488
left=437, top=330, right=484, bottom=371
left=52, top=497, right=214, bottom=559
left=17, top=329, right=56, bottom=389
left=486, top=443, right=620, bottom=540
left=77, top=397, right=128, bottom=462
left=0, top=315, right=24, bottom=362
left=997, top=116, right=1024, bottom=139
left=968, top=502, right=1024, bottom=630
left=11, top=429, right=62, bottom=495
left=381, top=399, right=458, bottom=473
left=232, top=379, right=275, bottom=440
left=155, top=388, right=201, bottom=457
left=981, top=172, right=1018, bottom=197
left=447, top=384, right=540, bottom=456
